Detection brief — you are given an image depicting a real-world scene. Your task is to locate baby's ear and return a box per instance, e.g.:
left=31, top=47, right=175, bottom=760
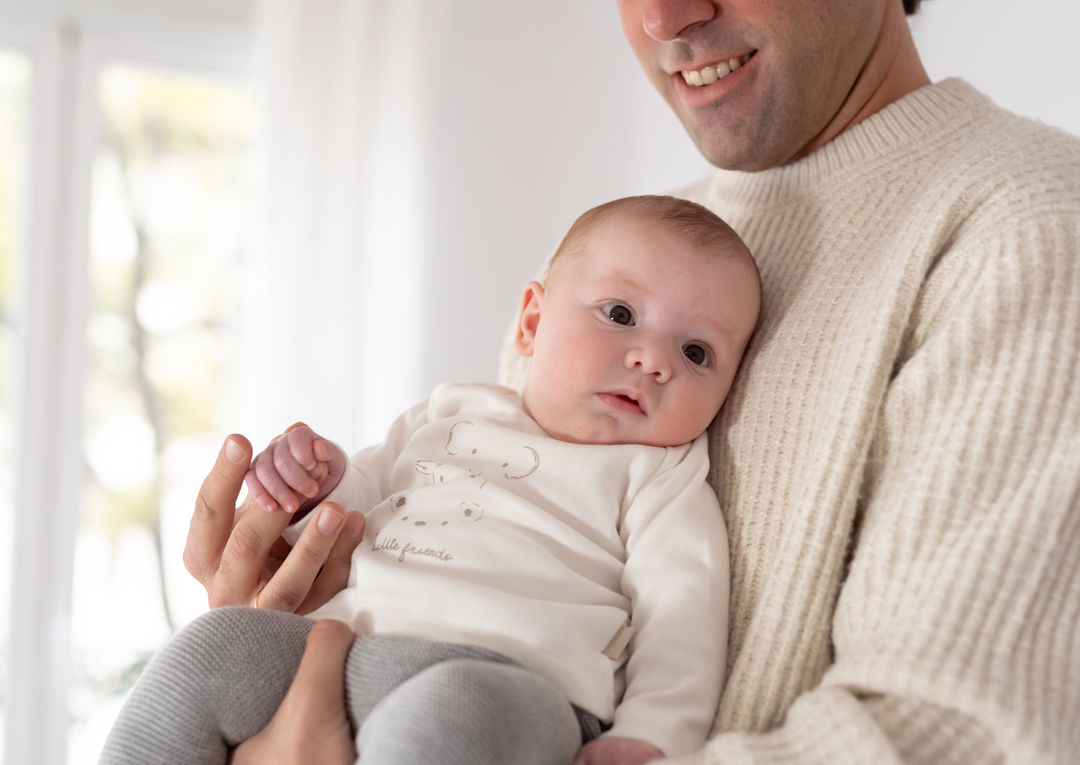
left=514, top=281, right=545, bottom=357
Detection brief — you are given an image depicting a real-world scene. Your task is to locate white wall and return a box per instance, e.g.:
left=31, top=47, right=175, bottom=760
left=911, top=0, right=1080, bottom=138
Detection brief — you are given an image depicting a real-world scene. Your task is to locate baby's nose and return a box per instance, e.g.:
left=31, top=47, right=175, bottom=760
left=626, top=344, right=671, bottom=383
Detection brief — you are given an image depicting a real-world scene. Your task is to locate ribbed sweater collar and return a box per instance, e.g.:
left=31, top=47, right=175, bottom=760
left=705, top=78, right=993, bottom=208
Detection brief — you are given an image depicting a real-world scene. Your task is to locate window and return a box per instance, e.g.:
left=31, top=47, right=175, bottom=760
left=0, top=6, right=254, bottom=763
left=69, top=64, right=253, bottom=762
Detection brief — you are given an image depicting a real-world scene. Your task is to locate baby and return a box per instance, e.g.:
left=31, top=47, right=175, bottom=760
left=100, top=195, right=762, bottom=765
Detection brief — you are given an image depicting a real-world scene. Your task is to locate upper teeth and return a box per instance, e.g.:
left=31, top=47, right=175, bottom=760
left=682, top=54, right=752, bottom=86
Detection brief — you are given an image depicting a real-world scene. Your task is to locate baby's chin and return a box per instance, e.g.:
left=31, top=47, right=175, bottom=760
left=532, top=414, right=706, bottom=449
left=596, top=424, right=713, bottom=449
left=617, top=432, right=706, bottom=449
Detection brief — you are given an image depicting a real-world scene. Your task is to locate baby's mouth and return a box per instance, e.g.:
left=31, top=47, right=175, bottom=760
left=600, top=391, right=646, bottom=415
left=681, top=52, right=755, bottom=87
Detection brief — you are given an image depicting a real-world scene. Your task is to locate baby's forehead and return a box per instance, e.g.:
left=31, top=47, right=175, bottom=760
left=552, top=213, right=746, bottom=280
left=587, top=222, right=753, bottom=286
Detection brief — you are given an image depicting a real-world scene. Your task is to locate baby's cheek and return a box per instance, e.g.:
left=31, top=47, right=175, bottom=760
left=661, top=394, right=716, bottom=446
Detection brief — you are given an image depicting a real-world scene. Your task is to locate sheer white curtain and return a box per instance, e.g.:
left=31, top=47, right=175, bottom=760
left=232, top=0, right=448, bottom=452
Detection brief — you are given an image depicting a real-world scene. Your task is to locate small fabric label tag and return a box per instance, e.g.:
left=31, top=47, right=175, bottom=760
left=602, top=624, right=635, bottom=660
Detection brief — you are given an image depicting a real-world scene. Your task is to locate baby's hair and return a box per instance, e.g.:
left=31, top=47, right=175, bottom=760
left=545, top=195, right=760, bottom=298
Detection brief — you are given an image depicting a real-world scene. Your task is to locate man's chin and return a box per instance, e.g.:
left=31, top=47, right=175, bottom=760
left=678, top=112, right=796, bottom=172
left=692, top=133, right=783, bottom=173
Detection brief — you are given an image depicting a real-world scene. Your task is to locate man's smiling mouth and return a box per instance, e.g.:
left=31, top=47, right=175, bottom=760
left=681, top=53, right=755, bottom=87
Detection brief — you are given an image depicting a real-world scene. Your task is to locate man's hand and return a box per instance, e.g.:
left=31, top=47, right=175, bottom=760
left=183, top=434, right=364, bottom=614
left=573, top=736, right=664, bottom=765
left=245, top=424, right=348, bottom=514
left=229, top=619, right=356, bottom=765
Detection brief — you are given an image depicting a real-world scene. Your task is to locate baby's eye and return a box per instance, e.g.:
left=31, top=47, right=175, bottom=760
left=683, top=344, right=708, bottom=366
left=603, top=304, right=634, bottom=326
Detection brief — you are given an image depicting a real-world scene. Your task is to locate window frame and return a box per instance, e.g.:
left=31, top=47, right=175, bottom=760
left=0, top=3, right=252, bottom=762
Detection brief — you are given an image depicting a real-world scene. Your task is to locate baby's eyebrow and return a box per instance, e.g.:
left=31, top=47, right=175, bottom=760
left=614, top=275, right=648, bottom=294
left=596, top=272, right=649, bottom=300
left=695, top=318, right=741, bottom=356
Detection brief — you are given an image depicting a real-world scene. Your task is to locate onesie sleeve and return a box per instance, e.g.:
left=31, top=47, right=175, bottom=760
left=282, top=395, right=431, bottom=544
left=609, top=435, right=729, bottom=756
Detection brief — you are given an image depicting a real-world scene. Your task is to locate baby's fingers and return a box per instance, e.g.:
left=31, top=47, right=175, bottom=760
left=255, top=451, right=306, bottom=513
left=284, top=426, right=320, bottom=472
left=312, top=439, right=331, bottom=463
left=273, top=441, right=321, bottom=501
left=308, top=460, right=328, bottom=486
left=243, top=469, right=279, bottom=513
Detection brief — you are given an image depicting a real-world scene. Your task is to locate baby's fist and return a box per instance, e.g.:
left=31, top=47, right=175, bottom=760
left=245, top=423, right=347, bottom=514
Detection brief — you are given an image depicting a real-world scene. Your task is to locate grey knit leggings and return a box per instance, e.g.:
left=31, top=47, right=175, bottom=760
left=98, top=607, right=598, bottom=765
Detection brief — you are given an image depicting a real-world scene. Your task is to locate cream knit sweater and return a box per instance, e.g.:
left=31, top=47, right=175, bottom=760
left=501, top=79, right=1080, bottom=765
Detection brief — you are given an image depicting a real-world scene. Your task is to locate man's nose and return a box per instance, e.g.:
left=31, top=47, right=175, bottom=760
left=643, top=0, right=716, bottom=42
left=626, top=343, right=672, bottom=383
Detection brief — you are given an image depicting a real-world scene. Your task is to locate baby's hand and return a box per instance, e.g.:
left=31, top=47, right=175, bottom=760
left=244, top=423, right=347, bottom=514
left=573, top=737, right=663, bottom=765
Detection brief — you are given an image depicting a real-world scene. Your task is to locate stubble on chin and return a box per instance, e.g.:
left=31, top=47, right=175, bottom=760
left=683, top=92, right=793, bottom=172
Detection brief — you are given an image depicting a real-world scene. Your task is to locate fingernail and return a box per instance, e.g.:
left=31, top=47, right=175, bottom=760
left=225, top=438, right=245, bottom=463
left=345, top=512, right=364, bottom=539
left=318, top=506, right=344, bottom=535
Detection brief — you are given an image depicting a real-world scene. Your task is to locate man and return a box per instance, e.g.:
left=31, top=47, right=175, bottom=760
left=184, top=1, right=1080, bottom=762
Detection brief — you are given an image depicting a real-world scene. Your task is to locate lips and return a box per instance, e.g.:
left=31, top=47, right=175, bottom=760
left=599, top=390, right=646, bottom=415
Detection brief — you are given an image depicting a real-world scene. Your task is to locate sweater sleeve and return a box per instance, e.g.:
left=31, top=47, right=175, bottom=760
left=670, top=205, right=1080, bottom=762
left=611, top=436, right=730, bottom=757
